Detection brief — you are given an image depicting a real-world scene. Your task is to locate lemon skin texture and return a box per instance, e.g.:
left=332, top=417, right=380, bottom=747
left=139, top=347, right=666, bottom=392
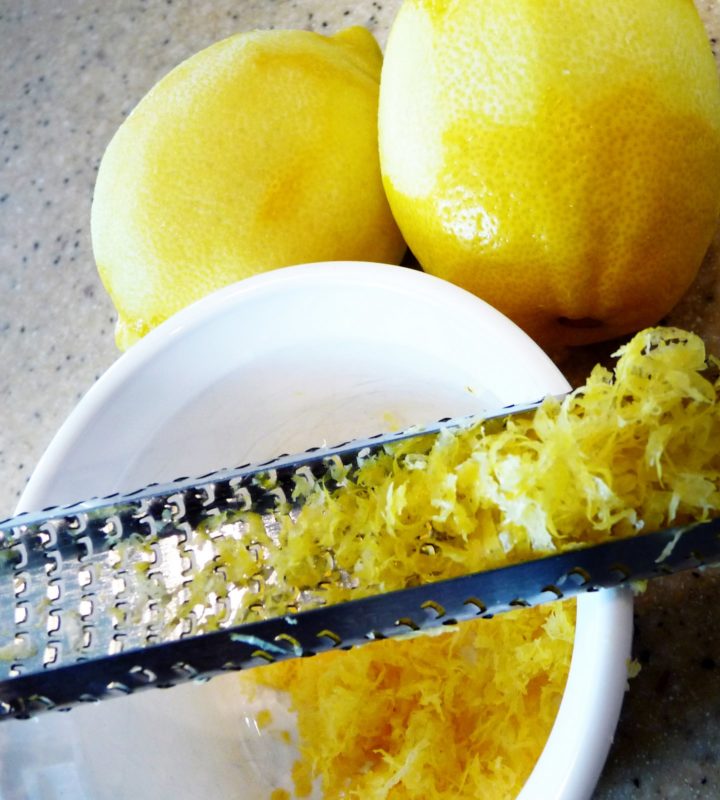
left=92, top=27, right=406, bottom=350
left=378, top=0, right=720, bottom=348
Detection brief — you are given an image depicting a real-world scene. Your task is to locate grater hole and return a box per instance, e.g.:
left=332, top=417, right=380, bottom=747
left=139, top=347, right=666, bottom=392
left=47, top=581, right=62, bottom=602
left=66, top=514, right=86, bottom=532
left=274, top=633, right=303, bottom=654
left=11, top=632, right=30, bottom=657
left=251, top=650, right=276, bottom=664
left=171, top=662, right=199, bottom=679
left=269, top=486, right=288, bottom=507
left=138, top=514, right=159, bottom=538
left=179, top=554, right=194, bottom=577
left=509, top=598, right=531, bottom=608
left=395, top=617, right=420, bottom=632
left=609, top=563, right=631, bottom=583
left=78, top=567, right=92, bottom=588
left=357, top=447, right=372, bottom=462
left=541, top=584, right=564, bottom=599
left=165, top=493, right=186, bottom=520
left=82, top=629, right=93, bottom=649
left=28, top=695, right=55, bottom=711
left=179, top=616, right=196, bottom=638
left=316, top=629, right=342, bottom=647
left=13, top=574, right=28, bottom=597
left=100, top=516, right=124, bottom=542
left=76, top=536, right=93, bottom=562
left=78, top=693, right=99, bottom=703
left=109, top=636, right=125, bottom=655
left=129, top=665, right=157, bottom=685
left=43, top=645, right=58, bottom=667
left=442, top=618, right=459, bottom=626
left=36, top=529, right=52, bottom=547
left=463, top=596, right=487, bottom=615
left=365, top=631, right=387, bottom=641
left=196, top=485, right=217, bottom=507
left=79, top=597, right=94, bottom=619
left=563, top=566, right=592, bottom=586
left=106, top=681, right=132, bottom=696
left=113, top=603, right=129, bottom=628
left=421, top=600, right=446, bottom=619
left=44, top=551, right=62, bottom=575
left=46, top=611, right=60, bottom=634
left=14, top=605, right=28, bottom=625
left=11, top=542, right=28, bottom=570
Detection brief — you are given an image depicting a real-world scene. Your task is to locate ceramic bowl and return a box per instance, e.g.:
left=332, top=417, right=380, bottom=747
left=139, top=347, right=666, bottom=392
left=5, top=262, right=633, bottom=800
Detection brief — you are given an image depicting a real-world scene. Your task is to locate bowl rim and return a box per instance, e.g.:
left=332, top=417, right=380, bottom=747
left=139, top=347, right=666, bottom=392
left=18, top=261, right=633, bottom=800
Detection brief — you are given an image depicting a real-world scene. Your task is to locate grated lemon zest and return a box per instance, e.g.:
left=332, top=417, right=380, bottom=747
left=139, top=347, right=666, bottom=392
left=235, top=326, right=719, bottom=799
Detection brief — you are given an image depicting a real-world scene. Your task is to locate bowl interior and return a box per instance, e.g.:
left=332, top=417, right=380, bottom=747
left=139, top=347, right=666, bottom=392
left=8, top=262, right=631, bottom=800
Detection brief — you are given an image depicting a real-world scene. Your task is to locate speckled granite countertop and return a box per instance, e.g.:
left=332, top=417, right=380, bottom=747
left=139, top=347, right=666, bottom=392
left=3, top=1, right=720, bottom=798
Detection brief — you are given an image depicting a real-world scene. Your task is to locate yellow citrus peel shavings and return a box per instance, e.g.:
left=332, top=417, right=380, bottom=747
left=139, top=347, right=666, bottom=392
left=205, top=326, right=720, bottom=624
left=229, top=326, right=720, bottom=799
left=240, top=603, right=575, bottom=799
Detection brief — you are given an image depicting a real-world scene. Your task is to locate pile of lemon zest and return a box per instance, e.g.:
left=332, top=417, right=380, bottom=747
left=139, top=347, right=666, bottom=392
left=228, top=326, right=720, bottom=799
left=256, top=708, right=273, bottom=730
left=241, top=604, right=576, bottom=799
left=627, top=659, right=642, bottom=680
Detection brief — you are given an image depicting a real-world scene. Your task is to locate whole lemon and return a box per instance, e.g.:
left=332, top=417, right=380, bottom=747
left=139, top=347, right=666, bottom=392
left=378, top=0, right=720, bottom=347
left=92, top=27, right=405, bottom=350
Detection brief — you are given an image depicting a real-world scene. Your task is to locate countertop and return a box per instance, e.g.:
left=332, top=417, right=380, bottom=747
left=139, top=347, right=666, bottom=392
left=3, top=1, right=720, bottom=798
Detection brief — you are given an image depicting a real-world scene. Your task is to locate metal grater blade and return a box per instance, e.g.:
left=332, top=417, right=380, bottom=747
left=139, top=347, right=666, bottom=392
left=2, top=404, right=539, bottom=718
left=1, top=396, right=717, bottom=720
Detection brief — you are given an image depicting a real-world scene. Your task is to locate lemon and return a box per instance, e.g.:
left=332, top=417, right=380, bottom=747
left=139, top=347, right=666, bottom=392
left=378, top=0, right=720, bottom=348
left=92, top=27, right=405, bottom=350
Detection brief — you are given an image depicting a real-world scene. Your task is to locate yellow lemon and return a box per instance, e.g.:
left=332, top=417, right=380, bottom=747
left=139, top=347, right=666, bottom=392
left=92, top=27, right=405, bottom=350
left=378, top=0, right=720, bottom=347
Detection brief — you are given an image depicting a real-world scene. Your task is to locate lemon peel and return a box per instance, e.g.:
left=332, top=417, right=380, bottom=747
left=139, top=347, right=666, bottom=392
left=92, top=27, right=405, bottom=350
left=379, top=0, right=720, bottom=347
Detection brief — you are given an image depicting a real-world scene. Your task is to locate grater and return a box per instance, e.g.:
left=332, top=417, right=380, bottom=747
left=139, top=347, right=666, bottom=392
left=1, top=399, right=718, bottom=720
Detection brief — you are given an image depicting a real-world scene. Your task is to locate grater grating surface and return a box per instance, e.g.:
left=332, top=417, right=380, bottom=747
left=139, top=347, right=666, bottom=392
left=1, top=400, right=720, bottom=719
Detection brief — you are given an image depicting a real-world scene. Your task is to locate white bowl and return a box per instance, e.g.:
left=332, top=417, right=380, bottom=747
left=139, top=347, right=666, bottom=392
left=5, top=262, right=632, bottom=800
